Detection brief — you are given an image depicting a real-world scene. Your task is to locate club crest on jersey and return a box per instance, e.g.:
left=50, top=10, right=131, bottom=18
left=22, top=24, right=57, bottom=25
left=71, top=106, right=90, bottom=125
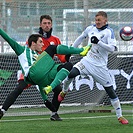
left=50, top=41, right=55, bottom=45
left=100, top=34, right=105, bottom=39
left=106, top=81, right=110, bottom=85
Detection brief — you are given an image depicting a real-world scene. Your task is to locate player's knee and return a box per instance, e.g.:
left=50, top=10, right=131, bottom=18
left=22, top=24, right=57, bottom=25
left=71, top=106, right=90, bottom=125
left=15, top=80, right=28, bottom=94
left=68, top=67, right=80, bottom=78
left=53, top=85, right=62, bottom=94
left=58, top=62, right=73, bottom=72
left=45, top=45, right=57, bottom=57
left=64, top=62, right=73, bottom=71
left=17, top=80, right=29, bottom=89
left=104, top=86, right=117, bottom=99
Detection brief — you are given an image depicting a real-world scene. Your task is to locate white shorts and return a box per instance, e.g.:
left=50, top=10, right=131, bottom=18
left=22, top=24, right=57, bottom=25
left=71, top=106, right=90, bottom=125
left=74, top=60, right=113, bottom=87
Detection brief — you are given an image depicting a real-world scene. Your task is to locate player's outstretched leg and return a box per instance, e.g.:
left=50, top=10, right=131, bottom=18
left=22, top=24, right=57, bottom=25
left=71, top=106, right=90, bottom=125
left=43, top=68, right=69, bottom=95
left=58, top=77, right=73, bottom=102
left=50, top=85, right=62, bottom=121
left=56, top=44, right=92, bottom=56
left=110, top=98, right=128, bottom=124
left=103, top=86, right=129, bottom=124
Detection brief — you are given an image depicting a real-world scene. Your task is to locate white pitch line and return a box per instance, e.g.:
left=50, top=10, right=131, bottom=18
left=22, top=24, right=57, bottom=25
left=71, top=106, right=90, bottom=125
left=0, top=114, right=132, bottom=122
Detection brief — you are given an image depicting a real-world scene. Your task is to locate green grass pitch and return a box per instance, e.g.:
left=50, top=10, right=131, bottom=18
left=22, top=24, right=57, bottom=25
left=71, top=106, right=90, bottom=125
left=0, top=109, right=132, bottom=133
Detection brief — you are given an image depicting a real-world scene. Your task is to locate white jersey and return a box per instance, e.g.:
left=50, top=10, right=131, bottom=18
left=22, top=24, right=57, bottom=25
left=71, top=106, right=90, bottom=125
left=73, top=24, right=117, bottom=67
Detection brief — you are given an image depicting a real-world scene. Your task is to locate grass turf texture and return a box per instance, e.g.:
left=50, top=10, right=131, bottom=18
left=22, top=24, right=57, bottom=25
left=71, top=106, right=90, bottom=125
left=0, top=111, right=132, bottom=133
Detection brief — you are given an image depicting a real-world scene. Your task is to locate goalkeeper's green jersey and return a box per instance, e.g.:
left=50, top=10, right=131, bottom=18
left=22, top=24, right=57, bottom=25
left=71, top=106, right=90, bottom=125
left=0, top=29, right=55, bottom=79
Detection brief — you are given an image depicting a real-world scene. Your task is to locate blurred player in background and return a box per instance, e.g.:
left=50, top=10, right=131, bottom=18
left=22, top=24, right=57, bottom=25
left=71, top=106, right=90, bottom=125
left=59, top=11, right=128, bottom=124
left=0, top=15, right=71, bottom=121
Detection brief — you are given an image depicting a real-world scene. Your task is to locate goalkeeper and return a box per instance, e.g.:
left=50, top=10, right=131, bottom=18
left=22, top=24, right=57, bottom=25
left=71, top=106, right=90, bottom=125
left=0, top=28, right=91, bottom=115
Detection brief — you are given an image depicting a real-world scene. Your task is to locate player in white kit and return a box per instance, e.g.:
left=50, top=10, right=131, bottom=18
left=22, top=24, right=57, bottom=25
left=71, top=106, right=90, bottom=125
left=58, top=11, right=128, bottom=125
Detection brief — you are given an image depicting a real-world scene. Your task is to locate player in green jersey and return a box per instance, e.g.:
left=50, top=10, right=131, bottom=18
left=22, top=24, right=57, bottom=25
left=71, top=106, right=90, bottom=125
left=0, top=28, right=91, bottom=102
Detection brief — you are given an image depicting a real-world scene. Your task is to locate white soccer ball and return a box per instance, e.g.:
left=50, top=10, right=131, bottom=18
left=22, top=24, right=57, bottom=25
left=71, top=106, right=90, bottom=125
left=119, top=26, right=133, bottom=41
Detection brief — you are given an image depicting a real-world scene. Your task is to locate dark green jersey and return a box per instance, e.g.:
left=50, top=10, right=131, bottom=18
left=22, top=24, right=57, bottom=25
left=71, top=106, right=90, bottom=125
left=0, top=29, right=55, bottom=79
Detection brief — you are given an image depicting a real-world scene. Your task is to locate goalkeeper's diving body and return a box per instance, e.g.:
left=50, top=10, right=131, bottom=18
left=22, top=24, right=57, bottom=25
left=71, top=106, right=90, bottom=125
left=58, top=11, right=128, bottom=125
left=0, top=28, right=91, bottom=115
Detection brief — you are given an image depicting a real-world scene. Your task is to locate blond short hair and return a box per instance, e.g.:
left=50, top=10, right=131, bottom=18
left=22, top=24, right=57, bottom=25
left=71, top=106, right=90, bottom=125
left=95, top=11, right=107, bottom=18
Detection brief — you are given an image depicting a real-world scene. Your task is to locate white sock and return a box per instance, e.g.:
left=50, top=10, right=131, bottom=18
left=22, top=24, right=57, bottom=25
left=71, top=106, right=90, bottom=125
left=63, top=77, right=73, bottom=93
left=51, top=112, right=56, bottom=116
left=1, top=109, right=6, bottom=115
left=111, top=98, right=122, bottom=118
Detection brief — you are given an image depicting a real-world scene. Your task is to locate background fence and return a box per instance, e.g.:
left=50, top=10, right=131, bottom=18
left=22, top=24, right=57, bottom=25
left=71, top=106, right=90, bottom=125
left=0, top=0, right=133, bottom=53
left=1, top=52, right=133, bottom=107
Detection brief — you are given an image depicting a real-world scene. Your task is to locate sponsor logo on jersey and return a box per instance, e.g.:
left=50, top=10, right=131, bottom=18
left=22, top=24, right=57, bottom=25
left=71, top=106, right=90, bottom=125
left=50, top=41, right=55, bottom=45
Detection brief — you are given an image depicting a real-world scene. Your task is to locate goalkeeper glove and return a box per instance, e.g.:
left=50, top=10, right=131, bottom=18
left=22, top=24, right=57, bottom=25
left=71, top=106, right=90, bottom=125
left=91, top=36, right=99, bottom=44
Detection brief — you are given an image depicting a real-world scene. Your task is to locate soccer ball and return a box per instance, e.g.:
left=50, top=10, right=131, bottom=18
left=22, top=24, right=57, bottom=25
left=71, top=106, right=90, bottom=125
left=119, top=26, right=133, bottom=41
